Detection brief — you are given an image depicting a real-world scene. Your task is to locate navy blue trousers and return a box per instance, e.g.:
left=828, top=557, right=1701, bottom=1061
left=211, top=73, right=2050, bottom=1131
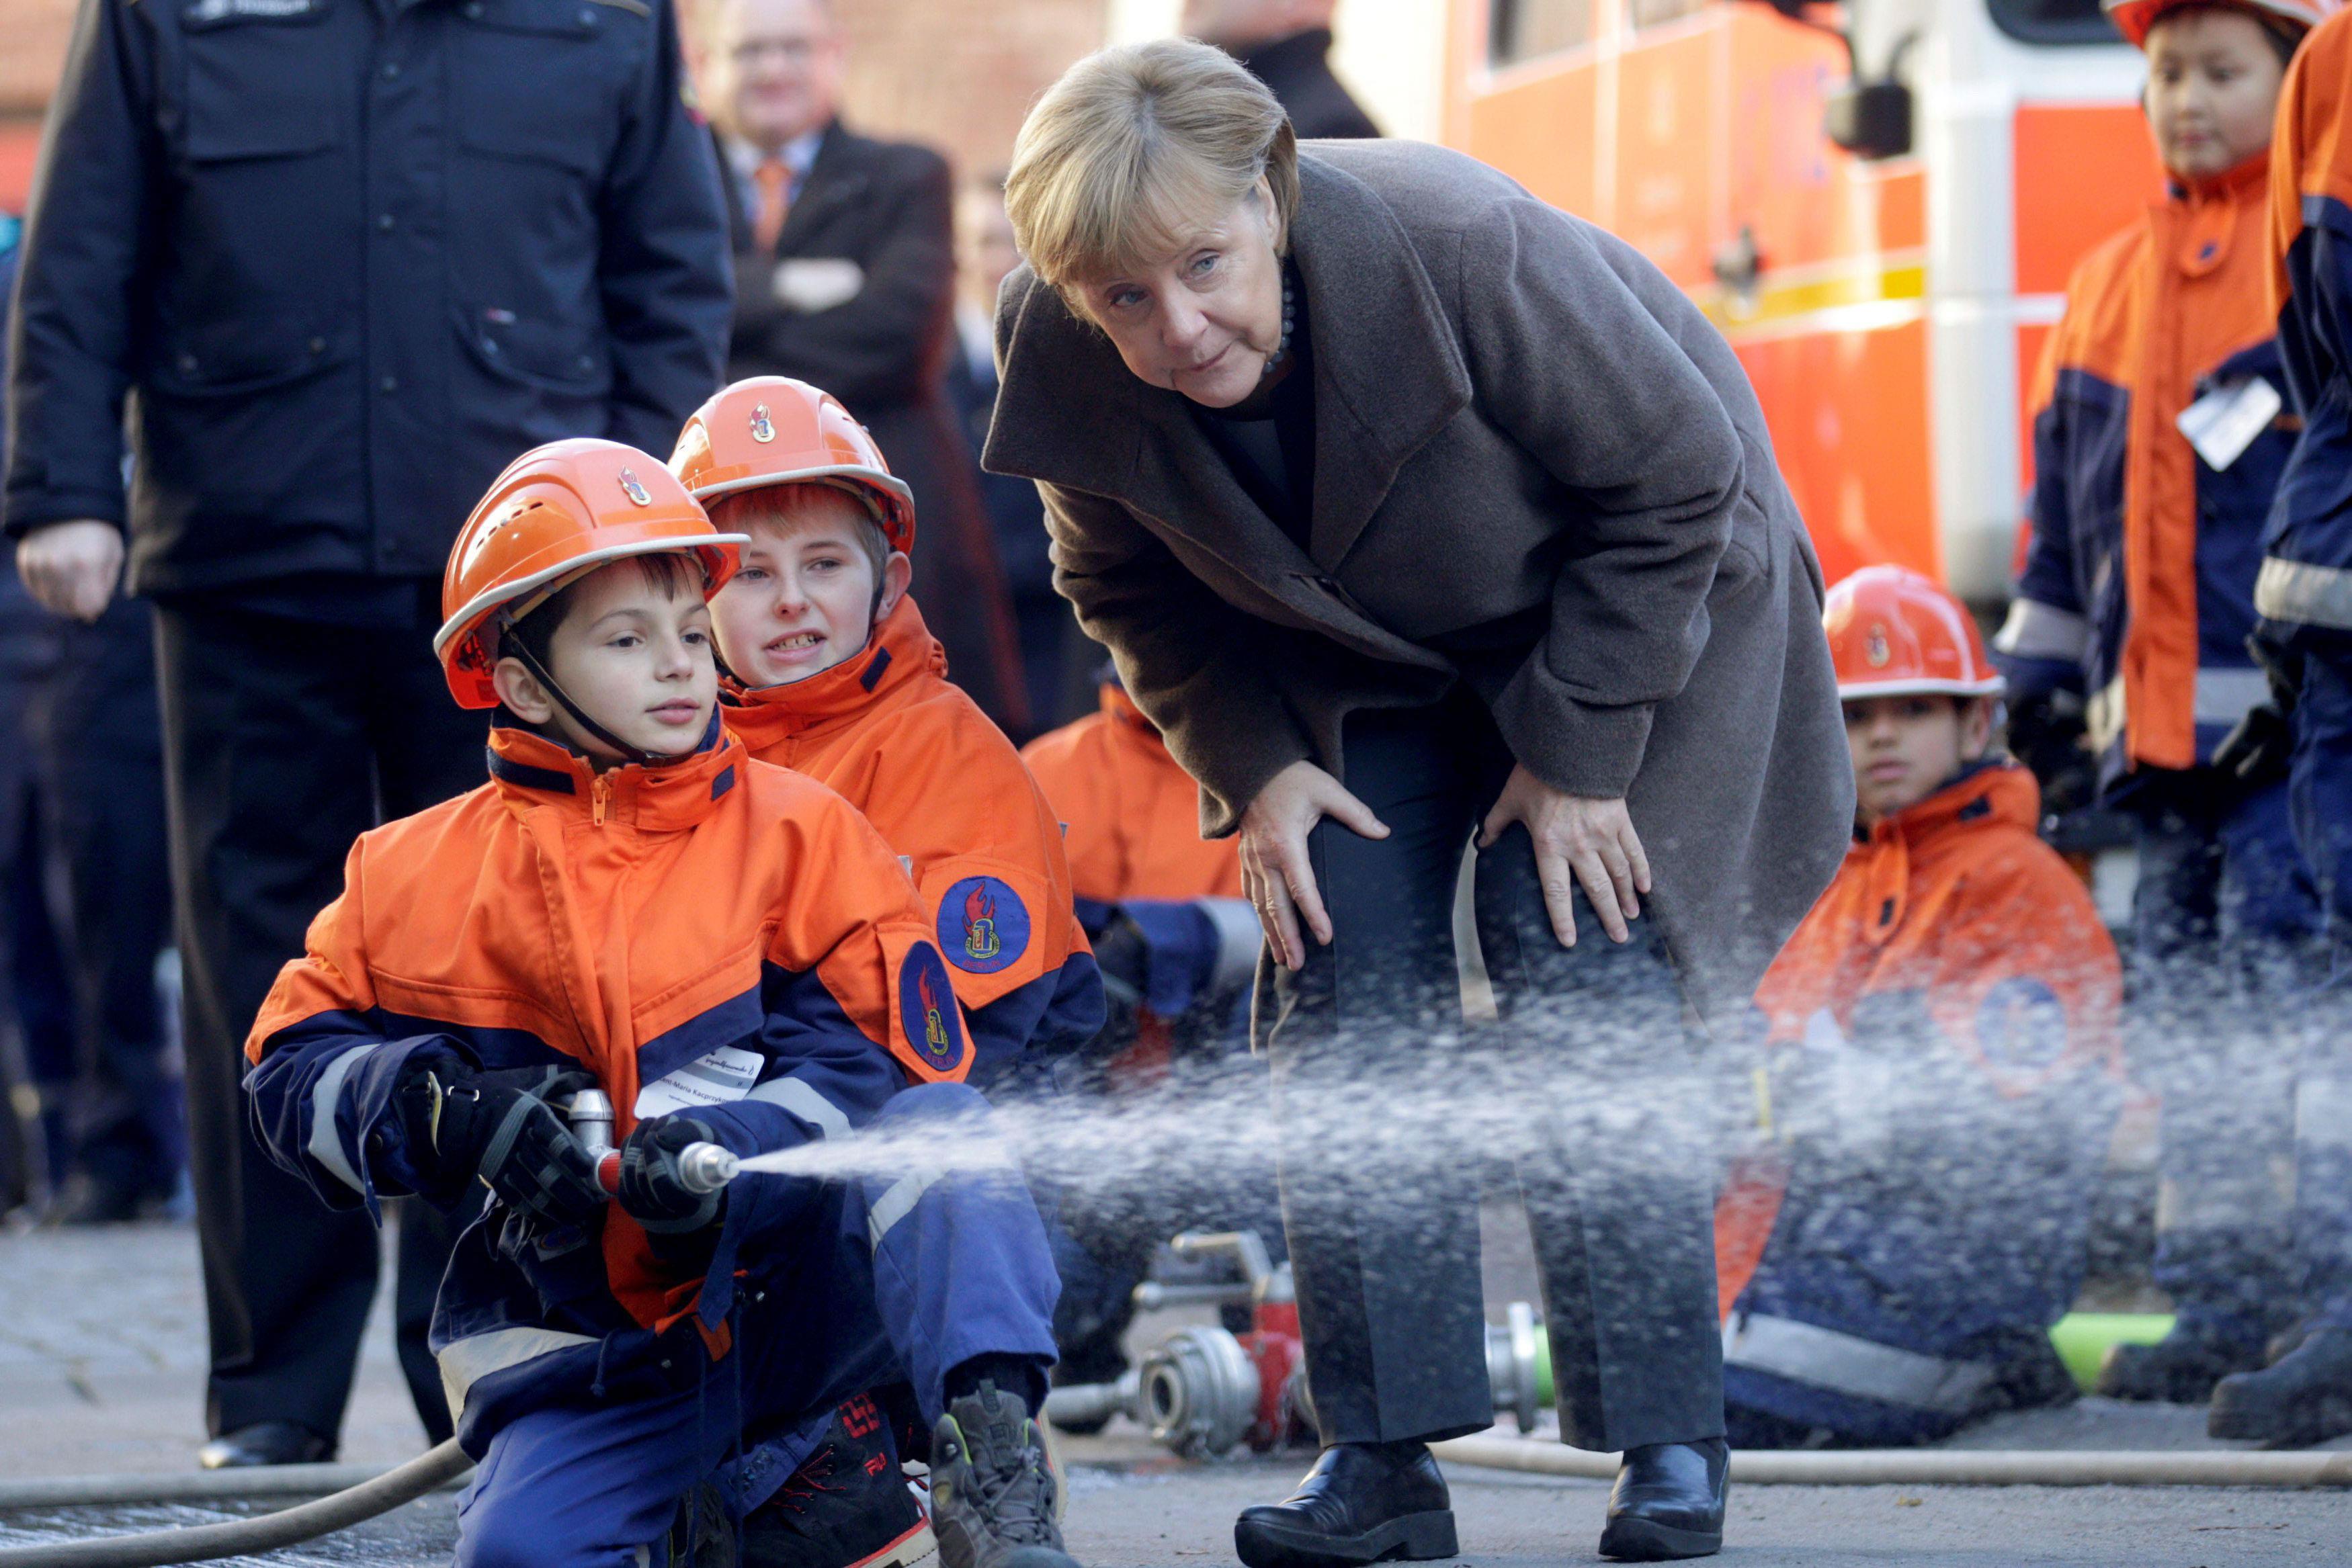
left=455, top=1083, right=1058, bottom=1568
left=2288, top=646, right=2352, bottom=1330
left=2128, top=771, right=2323, bottom=1346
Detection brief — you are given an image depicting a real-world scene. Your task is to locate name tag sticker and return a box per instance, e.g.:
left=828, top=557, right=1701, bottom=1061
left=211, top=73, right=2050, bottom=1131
left=635, top=1044, right=763, bottom=1119
left=2177, top=376, right=2283, bottom=472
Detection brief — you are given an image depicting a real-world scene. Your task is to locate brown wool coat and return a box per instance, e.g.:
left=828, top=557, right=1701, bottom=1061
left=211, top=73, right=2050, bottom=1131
left=983, top=140, right=1853, bottom=1022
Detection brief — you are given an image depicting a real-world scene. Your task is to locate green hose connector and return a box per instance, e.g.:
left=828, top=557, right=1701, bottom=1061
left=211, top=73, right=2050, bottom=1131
left=2049, top=1311, right=2175, bottom=1393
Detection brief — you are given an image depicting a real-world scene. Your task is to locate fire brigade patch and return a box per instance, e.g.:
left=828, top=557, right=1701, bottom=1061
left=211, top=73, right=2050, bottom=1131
left=1974, top=976, right=2067, bottom=1076
left=899, top=942, right=966, bottom=1072
left=939, top=876, right=1028, bottom=975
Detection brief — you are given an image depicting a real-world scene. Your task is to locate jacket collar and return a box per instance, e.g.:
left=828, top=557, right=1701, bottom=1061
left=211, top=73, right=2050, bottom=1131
left=985, top=150, right=1471, bottom=574
left=720, top=594, right=940, bottom=749
left=775, top=120, right=867, bottom=249
left=1860, top=759, right=2039, bottom=852
left=1235, top=28, right=1339, bottom=82
left=2162, top=148, right=2269, bottom=279
left=487, top=715, right=746, bottom=832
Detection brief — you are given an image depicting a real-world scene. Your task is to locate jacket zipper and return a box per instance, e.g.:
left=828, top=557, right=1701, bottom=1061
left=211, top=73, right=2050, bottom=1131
left=591, top=774, right=613, bottom=826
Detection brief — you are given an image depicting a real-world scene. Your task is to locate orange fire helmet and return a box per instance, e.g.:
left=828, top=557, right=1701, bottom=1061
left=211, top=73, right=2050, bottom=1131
left=2105, top=0, right=2339, bottom=48
left=435, top=438, right=749, bottom=710
left=669, top=377, right=918, bottom=556
left=1824, top=566, right=2005, bottom=702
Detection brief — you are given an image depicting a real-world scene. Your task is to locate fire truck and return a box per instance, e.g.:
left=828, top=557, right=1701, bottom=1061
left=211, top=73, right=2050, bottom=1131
left=1441, top=0, right=2163, bottom=604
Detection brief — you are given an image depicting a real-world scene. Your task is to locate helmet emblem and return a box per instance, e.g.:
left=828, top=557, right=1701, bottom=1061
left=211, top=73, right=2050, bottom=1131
left=750, top=404, right=776, bottom=443
left=1864, top=623, right=1892, bottom=668
left=619, top=468, right=652, bottom=507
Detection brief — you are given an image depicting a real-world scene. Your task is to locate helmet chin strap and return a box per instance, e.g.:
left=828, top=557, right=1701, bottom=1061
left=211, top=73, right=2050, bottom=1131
left=496, top=613, right=686, bottom=770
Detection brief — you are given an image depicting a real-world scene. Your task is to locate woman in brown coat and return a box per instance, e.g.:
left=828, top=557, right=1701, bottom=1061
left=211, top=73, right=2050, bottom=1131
left=987, top=42, right=1851, bottom=1565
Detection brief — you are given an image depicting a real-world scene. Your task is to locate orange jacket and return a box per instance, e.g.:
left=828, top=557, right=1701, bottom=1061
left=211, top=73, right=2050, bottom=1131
left=1719, top=763, right=2122, bottom=1309
left=2007, top=155, right=2290, bottom=783
left=1020, top=682, right=1242, bottom=905
left=2259, top=9, right=2352, bottom=633
left=721, top=595, right=1099, bottom=1086
left=247, top=721, right=966, bottom=1348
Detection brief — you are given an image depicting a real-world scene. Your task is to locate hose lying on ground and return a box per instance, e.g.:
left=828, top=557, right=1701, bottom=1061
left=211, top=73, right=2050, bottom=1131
left=0, top=1440, right=472, bottom=1568
left=1433, top=1432, right=2352, bottom=1488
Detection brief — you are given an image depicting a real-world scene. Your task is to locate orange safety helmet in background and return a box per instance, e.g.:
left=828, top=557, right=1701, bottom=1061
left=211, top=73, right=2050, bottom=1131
left=669, top=377, right=918, bottom=557
left=1824, top=566, right=2007, bottom=702
left=2105, top=0, right=2339, bottom=48
left=435, top=438, right=748, bottom=710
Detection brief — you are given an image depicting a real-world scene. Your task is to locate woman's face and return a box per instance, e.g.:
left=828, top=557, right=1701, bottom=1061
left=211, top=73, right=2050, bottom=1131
left=1080, top=185, right=1286, bottom=410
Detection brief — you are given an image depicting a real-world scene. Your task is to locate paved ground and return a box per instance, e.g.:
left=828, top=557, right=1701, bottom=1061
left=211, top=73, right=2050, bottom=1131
left=1, top=1215, right=2347, bottom=1565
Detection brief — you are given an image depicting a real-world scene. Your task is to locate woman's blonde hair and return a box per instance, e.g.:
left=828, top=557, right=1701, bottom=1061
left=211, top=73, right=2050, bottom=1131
left=1005, top=38, right=1298, bottom=296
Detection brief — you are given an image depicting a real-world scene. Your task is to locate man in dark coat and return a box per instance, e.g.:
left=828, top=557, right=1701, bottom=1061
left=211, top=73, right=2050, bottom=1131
left=4, top=0, right=730, bottom=1466
left=708, top=0, right=1025, bottom=734
left=1183, top=0, right=1381, bottom=139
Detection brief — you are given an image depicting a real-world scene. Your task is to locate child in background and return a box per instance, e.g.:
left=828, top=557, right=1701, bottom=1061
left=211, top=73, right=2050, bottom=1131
left=1996, top=0, right=2330, bottom=1404
left=244, top=440, right=1074, bottom=1568
left=1723, top=566, right=2123, bottom=1448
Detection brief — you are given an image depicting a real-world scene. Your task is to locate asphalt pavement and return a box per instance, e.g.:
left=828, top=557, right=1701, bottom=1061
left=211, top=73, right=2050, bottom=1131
left=1, top=1215, right=2347, bottom=1566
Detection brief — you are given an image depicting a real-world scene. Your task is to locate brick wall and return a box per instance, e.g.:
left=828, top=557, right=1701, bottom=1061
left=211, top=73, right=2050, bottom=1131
left=0, top=0, right=1105, bottom=210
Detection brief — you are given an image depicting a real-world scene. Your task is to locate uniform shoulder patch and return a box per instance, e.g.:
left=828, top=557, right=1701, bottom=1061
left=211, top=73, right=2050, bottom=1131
left=939, top=875, right=1030, bottom=975
left=899, top=942, right=967, bottom=1075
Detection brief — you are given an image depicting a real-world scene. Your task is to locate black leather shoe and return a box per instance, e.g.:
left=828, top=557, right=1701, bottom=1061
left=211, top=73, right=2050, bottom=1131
left=2209, top=1328, right=2352, bottom=1446
left=1598, top=1440, right=1726, bottom=1562
left=1233, top=1442, right=1457, bottom=1568
left=196, top=1422, right=335, bottom=1469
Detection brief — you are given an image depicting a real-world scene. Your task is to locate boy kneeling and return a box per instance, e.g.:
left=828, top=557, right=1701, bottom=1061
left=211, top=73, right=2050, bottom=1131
left=245, top=440, right=1076, bottom=1568
left=1720, top=566, right=2124, bottom=1447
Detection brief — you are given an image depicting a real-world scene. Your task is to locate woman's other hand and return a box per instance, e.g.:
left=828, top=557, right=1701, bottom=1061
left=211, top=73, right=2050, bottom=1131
left=1239, top=760, right=1390, bottom=971
left=1478, top=765, right=1652, bottom=947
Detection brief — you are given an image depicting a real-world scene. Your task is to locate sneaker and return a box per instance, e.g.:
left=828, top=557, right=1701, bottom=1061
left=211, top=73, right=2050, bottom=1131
left=743, top=1394, right=935, bottom=1568
left=930, top=1382, right=1079, bottom=1568
left=2208, top=1328, right=2352, bottom=1447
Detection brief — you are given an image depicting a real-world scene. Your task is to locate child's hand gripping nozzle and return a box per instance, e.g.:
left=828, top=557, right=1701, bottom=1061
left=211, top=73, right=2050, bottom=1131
left=565, top=1090, right=742, bottom=1223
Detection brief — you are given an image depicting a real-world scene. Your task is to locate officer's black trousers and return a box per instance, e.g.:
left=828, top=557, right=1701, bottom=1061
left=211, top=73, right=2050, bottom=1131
left=158, top=600, right=485, bottom=1445
left=1263, top=695, right=1724, bottom=1453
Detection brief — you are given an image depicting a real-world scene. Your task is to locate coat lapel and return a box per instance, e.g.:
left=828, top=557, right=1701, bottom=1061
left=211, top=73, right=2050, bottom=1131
left=774, top=122, right=872, bottom=255
left=1289, top=155, right=1472, bottom=569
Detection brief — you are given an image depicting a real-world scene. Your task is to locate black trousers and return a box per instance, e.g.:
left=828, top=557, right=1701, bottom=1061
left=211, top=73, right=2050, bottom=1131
left=1263, top=695, right=1724, bottom=1453
left=24, top=597, right=181, bottom=1199
left=157, top=598, right=485, bottom=1444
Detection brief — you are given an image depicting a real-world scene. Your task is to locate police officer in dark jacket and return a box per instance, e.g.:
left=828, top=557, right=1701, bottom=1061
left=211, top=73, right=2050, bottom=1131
left=3, top=0, right=730, bottom=1467
left=1183, top=0, right=1381, bottom=140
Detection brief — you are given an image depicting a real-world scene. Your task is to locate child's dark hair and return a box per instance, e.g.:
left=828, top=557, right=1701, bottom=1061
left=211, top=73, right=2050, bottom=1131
left=502, top=552, right=700, bottom=672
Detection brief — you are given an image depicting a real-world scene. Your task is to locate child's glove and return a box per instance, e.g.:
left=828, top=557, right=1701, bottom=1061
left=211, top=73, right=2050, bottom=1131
left=394, top=1059, right=605, bottom=1228
left=617, top=1115, right=727, bottom=1234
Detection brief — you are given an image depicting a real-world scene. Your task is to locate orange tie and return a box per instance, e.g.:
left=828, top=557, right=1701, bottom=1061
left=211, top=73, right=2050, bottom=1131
left=752, top=158, right=790, bottom=254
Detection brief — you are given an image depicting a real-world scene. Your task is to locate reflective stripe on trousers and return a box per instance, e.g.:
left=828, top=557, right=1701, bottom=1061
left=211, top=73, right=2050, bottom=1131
left=437, top=1325, right=600, bottom=1420
left=1722, top=1312, right=1996, bottom=1415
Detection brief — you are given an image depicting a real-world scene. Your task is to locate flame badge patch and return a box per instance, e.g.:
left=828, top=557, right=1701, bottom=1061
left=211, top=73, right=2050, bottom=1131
left=899, top=941, right=967, bottom=1072
left=939, top=876, right=1029, bottom=975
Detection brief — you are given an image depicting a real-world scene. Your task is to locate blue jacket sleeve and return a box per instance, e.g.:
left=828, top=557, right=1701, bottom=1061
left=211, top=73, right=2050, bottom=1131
left=247, top=1017, right=466, bottom=1224
left=3, top=0, right=157, bottom=536
left=1998, top=390, right=2093, bottom=701
left=593, top=0, right=731, bottom=453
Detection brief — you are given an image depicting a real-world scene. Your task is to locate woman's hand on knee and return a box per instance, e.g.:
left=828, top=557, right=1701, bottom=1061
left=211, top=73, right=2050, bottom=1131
left=1478, top=765, right=1652, bottom=947
left=1238, top=760, right=1389, bottom=972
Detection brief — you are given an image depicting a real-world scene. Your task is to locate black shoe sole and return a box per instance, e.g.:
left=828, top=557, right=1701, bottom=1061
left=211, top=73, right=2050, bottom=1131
left=1597, top=1515, right=1722, bottom=1563
left=1232, top=1508, right=1458, bottom=1568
